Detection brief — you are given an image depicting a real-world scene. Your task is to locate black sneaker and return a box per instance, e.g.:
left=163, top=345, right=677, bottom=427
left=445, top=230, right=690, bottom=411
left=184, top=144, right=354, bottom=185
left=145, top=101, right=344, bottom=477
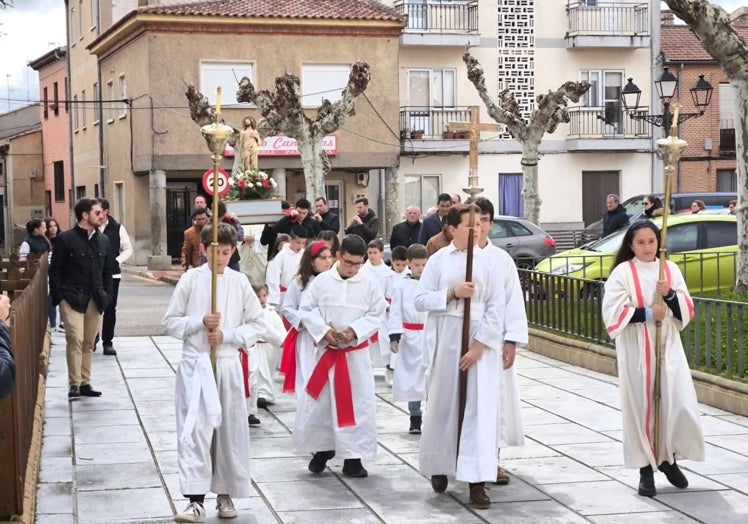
left=308, top=450, right=335, bottom=474
left=409, top=415, right=422, bottom=434
left=248, top=414, right=261, bottom=426
left=257, top=397, right=272, bottom=410
left=80, top=384, right=102, bottom=397
left=68, top=385, right=80, bottom=399
left=659, top=460, right=688, bottom=489
left=342, top=458, right=368, bottom=478
left=638, top=465, right=656, bottom=497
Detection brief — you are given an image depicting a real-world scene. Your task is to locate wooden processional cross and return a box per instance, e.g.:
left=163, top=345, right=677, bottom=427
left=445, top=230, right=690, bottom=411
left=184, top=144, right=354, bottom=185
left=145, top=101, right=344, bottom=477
left=449, top=106, right=501, bottom=199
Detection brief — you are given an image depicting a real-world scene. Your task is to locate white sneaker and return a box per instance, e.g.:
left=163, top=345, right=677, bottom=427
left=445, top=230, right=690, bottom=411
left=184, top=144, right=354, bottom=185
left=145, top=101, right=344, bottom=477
left=174, top=501, right=206, bottom=523
left=384, top=366, right=394, bottom=386
left=216, top=494, right=237, bottom=518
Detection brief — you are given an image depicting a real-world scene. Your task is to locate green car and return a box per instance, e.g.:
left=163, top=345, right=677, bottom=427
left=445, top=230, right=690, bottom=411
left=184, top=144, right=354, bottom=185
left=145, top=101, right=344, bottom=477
left=533, top=214, right=738, bottom=297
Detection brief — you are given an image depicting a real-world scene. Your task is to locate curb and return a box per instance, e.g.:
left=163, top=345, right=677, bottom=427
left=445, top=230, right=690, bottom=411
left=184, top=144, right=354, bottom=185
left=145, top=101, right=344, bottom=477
left=121, top=267, right=180, bottom=286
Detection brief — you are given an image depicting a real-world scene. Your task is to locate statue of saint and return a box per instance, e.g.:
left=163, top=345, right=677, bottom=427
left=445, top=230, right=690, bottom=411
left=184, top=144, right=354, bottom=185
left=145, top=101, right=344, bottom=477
left=239, top=116, right=261, bottom=171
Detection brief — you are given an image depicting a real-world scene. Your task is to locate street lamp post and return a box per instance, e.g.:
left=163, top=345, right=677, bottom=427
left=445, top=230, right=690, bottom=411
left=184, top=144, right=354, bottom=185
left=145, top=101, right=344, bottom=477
left=621, top=67, right=714, bottom=131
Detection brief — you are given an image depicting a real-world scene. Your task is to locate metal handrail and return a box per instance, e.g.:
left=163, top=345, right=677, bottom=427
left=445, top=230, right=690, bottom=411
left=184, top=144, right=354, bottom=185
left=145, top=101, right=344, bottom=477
left=567, top=2, right=650, bottom=36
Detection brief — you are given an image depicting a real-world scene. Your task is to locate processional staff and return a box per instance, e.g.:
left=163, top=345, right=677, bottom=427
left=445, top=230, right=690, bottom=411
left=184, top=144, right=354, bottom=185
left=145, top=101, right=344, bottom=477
left=200, top=87, right=234, bottom=370
left=449, top=106, right=501, bottom=456
left=653, top=103, right=687, bottom=461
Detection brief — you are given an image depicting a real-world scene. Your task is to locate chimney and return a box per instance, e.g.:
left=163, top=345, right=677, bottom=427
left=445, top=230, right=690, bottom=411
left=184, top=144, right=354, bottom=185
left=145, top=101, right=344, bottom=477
left=661, top=10, right=674, bottom=26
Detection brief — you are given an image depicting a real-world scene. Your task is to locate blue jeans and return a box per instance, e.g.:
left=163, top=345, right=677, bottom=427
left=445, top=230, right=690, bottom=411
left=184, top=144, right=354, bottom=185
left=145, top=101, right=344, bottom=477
left=408, top=401, right=422, bottom=417
left=48, top=295, right=57, bottom=328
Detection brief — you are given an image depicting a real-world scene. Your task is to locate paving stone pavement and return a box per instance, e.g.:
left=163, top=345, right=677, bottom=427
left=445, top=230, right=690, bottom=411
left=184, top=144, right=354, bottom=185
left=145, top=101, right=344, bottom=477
left=37, top=333, right=748, bottom=524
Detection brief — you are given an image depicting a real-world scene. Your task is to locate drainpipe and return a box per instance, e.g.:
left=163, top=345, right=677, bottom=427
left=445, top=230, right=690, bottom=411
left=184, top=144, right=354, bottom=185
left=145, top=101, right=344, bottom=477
left=64, top=1, right=75, bottom=226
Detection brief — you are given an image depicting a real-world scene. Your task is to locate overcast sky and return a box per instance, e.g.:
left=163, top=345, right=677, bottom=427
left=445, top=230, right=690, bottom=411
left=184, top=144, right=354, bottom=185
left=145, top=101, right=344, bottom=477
left=0, top=0, right=745, bottom=114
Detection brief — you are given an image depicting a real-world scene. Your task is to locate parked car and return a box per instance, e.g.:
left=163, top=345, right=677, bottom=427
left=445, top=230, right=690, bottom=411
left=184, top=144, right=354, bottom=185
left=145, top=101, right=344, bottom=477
left=580, top=192, right=737, bottom=243
left=384, top=215, right=556, bottom=268
left=534, top=214, right=738, bottom=297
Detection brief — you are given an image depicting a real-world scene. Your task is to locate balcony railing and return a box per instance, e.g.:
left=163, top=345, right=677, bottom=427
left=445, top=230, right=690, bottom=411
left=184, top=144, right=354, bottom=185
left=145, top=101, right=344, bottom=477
left=394, top=0, right=478, bottom=34
left=567, top=2, right=649, bottom=35
left=567, top=106, right=651, bottom=138
left=399, top=106, right=472, bottom=140
left=719, top=119, right=736, bottom=156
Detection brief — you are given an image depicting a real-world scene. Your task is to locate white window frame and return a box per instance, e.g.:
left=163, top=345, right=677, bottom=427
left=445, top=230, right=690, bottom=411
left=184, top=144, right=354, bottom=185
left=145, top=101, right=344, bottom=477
left=301, top=64, right=350, bottom=107
left=114, top=181, right=126, bottom=224
left=78, top=1, right=84, bottom=41
left=579, top=69, right=624, bottom=108
left=70, top=7, right=78, bottom=42
left=91, top=0, right=99, bottom=30
left=81, top=89, right=87, bottom=129
left=73, top=94, right=79, bottom=131
left=199, top=61, right=254, bottom=106
left=93, top=82, right=100, bottom=124
left=407, top=68, right=457, bottom=109
left=403, top=174, right=441, bottom=213
left=118, top=73, right=127, bottom=118
left=106, top=80, right=115, bottom=123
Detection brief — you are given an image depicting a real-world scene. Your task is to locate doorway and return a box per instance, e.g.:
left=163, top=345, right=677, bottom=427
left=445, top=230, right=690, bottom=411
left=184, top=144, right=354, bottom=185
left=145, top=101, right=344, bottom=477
left=582, top=171, right=620, bottom=226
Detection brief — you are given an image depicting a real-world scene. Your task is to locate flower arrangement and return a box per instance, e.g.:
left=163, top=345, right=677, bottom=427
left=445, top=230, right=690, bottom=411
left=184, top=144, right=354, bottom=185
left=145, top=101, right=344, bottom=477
left=227, top=168, right=277, bottom=200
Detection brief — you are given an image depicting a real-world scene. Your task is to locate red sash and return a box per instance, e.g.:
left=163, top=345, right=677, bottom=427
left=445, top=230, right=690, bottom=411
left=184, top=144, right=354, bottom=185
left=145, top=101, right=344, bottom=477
left=280, top=327, right=299, bottom=393
left=279, top=285, right=288, bottom=292
left=370, top=333, right=379, bottom=343
left=403, top=323, right=424, bottom=330
left=305, top=341, right=368, bottom=428
left=238, top=348, right=250, bottom=398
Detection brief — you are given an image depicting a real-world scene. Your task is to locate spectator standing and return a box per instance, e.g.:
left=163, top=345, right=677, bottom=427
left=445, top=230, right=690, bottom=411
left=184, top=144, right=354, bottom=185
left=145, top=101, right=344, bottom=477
left=728, top=200, right=737, bottom=215
left=0, top=295, right=14, bottom=400
left=344, top=197, right=379, bottom=244
left=690, top=200, right=706, bottom=214
left=643, top=195, right=663, bottom=219
left=182, top=208, right=209, bottom=270
left=19, top=219, right=51, bottom=260
left=389, top=206, right=422, bottom=249
left=313, top=197, right=340, bottom=233
left=49, top=198, right=113, bottom=399
left=602, top=194, right=629, bottom=237
left=418, top=194, right=453, bottom=245
left=98, top=199, right=134, bottom=356
left=45, top=217, right=64, bottom=332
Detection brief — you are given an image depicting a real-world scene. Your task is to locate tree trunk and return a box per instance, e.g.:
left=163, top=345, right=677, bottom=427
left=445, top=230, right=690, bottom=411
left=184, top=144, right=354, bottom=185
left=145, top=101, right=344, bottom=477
left=734, top=80, right=748, bottom=291
left=521, top=142, right=542, bottom=226
left=384, top=166, right=401, bottom=240
left=298, top=136, right=326, bottom=201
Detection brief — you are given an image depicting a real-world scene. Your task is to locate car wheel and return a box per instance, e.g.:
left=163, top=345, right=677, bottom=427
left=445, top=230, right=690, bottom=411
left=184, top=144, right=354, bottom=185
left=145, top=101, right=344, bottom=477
left=515, top=259, right=535, bottom=292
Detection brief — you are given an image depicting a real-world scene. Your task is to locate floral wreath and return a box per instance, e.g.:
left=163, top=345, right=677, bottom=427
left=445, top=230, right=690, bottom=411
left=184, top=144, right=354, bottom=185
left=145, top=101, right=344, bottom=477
left=227, top=168, right=277, bottom=200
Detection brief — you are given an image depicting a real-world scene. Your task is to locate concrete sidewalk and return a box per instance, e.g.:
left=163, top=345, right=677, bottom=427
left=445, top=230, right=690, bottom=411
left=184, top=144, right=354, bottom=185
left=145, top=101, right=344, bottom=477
left=37, top=332, right=748, bottom=524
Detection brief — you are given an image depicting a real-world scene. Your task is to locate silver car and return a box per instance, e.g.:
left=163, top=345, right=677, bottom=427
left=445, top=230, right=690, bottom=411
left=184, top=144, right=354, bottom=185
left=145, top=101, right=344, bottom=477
left=487, top=215, right=556, bottom=270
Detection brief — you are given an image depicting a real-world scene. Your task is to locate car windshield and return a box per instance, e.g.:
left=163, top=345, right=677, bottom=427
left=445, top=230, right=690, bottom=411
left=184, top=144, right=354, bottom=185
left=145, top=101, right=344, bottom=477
left=586, top=227, right=627, bottom=252
left=622, top=197, right=645, bottom=217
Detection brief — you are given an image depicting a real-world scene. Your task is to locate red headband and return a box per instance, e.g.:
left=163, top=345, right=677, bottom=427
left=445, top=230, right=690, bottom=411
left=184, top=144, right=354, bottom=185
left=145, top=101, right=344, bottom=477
left=310, top=241, right=327, bottom=257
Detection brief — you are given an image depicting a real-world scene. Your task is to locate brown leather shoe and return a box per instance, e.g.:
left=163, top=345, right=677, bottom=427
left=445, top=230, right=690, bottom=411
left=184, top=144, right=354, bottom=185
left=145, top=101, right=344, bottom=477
left=430, top=475, right=448, bottom=493
left=494, top=466, right=510, bottom=485
left=469, top=482, right=491, bottom=509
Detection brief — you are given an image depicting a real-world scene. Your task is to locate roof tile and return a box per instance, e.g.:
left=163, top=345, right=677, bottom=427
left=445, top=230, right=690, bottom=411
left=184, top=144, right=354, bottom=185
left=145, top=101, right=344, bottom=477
left=140, top=0, right=403, bottom=22
left=661, top=24, right=748, bottom=62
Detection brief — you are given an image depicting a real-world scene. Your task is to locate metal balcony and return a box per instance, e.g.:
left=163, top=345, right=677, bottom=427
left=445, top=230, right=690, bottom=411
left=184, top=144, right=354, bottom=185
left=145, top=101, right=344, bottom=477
left=719, top=119, right=736, bottom=157
left=399, top=106, right=473, bottom=154
left=566, top=106, right=652, bottom=151
left=566, top=2, right=650, bottom=48
left=394, top=1, right=480, bottom=46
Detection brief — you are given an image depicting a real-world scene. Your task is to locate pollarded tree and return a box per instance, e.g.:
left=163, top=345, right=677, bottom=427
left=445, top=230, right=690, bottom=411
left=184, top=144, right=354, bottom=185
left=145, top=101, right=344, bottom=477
left=662, top=0, right=748, bottom=291
left=235, top=62, right=371, bottom=201
left=462, top=52, right=590, bottom=226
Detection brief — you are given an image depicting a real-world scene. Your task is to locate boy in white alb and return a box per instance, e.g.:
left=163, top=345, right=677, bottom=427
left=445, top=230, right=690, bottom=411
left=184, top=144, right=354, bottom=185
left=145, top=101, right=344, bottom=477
left=475, top=198, right=529, bottom=487
left=244, top=283, right=287, bottom=426
left=162, top=223, right=265, bottom=523
left=266, top=226, right=307, bottom=313
left=388, top=243, right=429, bottom=434
left=293, top=235, right=387, bottom=478
left=360, top=239, right=394, bottom=381
left=389, top=246, right=411, bottom=279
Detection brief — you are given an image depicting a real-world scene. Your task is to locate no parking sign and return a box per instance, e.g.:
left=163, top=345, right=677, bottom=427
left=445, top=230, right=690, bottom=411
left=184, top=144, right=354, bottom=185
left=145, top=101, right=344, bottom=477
left=202, top=169, right=230, bottom=197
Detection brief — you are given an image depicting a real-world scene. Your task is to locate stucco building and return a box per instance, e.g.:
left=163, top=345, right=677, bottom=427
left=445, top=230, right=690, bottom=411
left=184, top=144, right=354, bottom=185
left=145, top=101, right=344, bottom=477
left=29, top=47, right=73, bottom=230
left=388, top=0, right=658, bottom=229
left=80, top=0, right=404, bottom=267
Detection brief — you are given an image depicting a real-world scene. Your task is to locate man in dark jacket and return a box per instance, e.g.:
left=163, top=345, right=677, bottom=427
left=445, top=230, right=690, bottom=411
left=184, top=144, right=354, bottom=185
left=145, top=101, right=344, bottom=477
left=344, top=197, right=379, bottom=244
left=390, top=205, right=421, bottom=249
left=49, top=198, right=113, bottom=399
left=261, top=199, right=319, bottom=260
left=417, top=193, right=453, bottom=245
left=98, top=199, right=133, bottom=356
left=602, top=193, right=630, bottom=237
left=313, top=197, right=340, bottom=233
left=0, top=295, right=14, bottom=400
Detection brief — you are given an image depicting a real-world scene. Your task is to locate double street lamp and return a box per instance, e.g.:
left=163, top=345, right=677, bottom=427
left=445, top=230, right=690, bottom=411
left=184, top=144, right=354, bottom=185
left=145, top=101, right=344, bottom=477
left=621, top=67, right=714, bottom=131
